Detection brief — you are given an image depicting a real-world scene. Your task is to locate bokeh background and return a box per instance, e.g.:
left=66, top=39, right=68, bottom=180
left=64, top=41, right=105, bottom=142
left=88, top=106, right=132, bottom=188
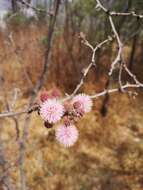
left=0, top=0, right=143, bottom=189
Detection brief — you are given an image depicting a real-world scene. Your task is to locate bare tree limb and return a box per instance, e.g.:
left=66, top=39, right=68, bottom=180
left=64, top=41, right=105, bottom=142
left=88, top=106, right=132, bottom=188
left=16, top=0, right=53, bottom=16
left=67, top=34, right=113, bottom=99
left=17, top=1, right=61, bottom=190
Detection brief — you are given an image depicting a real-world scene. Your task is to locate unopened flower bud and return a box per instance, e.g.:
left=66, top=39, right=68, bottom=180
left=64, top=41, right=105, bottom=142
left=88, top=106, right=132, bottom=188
left=63, top=116, right=71, bottom=126
left=63, top=102, right=73, bottom=114
left=40, top=91, right=50, bottom=102
left=44, top=121, right=53, bottom=129
left=73, top=101, right=84, bottom=117
left=73, top=101, right=83, bottom=110
left=72, top=94, right=93, bottom=113
left=77, top=108, right=84, bottom=117
left=51, top=88, right=61, bottom=98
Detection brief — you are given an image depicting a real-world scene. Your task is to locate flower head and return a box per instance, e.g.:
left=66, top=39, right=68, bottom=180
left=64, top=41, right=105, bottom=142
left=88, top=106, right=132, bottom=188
left=72, top=94, right=93, bottom=113
left=40, top=99, right=64, bottom=123
left=55, top=124, right=79, bottom=147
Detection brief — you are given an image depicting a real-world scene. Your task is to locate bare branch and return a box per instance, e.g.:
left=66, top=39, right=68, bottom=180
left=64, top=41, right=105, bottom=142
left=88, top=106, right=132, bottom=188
left=67, top=34, right=113, bottom=99
left=90, top=83, right=141, bottom=99
left=0, top=111, right=27, bottom=118
left=110, top=11, right=143, bottom=18
left=16, top=1, right=61, bottom=189
left=108, top=15, right=123, bottom=76
left=96, top=0, right=143, bottom=18
left=16, top=0, right=53, bottom=16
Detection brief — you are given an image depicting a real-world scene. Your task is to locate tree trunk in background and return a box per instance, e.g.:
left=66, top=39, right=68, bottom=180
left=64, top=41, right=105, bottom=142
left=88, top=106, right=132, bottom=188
left=49, top=0, right=52, bottom=11
left=44, top=0, right=48, bottom=10
left=11, top=0, right=18, bottom=13
left=129, top=20, right=140, bottom=71
left=64, top=0, right=78, bottom=75
left=129, top=35, right=137, bottom=71
left=117, top=0, right=132, bottom=34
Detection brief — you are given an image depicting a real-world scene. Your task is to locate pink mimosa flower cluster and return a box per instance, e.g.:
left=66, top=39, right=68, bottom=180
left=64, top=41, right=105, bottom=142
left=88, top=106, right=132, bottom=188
left=39, top=89, right=93, bottom=147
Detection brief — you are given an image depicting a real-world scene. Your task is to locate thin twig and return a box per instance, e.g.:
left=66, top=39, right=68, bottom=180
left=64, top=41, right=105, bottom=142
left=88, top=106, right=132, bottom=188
left=67, top=35, right=113, bottom=99
left=110, top=11, right=143, bottom=18
left=0, top=83, right=142, bottom=119
left=90, top=83, right=141, bottom=99
left=16, top=0, right=53, bottom=16
left=0, top=110, right=28, bottom=118
left=96, top=1, right=143, bottom=18
left=108, top=15, right=123, bottom=76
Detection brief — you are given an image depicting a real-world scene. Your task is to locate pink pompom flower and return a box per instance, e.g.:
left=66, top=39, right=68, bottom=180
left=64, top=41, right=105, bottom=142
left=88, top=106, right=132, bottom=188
left=40, top=99, right=64, bottom=123
left=72, top=94, right=93, bottom=113
left=55, top=124, right=79, bottom=147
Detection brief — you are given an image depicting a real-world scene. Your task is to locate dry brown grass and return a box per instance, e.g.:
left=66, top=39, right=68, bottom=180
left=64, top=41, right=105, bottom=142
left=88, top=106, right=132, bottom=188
left=1, top=24, right=143, bottom=190
left=0, top=92, right=143, bottom=190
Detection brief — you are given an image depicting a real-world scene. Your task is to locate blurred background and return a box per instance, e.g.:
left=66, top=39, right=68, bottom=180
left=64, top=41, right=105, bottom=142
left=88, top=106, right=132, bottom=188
left=0, top=0, right=143, bottom=189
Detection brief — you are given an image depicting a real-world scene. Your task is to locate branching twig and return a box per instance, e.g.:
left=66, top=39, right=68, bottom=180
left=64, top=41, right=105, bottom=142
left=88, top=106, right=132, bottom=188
left=96, top=0, right=143, bottom=92
left=16, top=0, right=53, bottom=16
left=90, top=83, right=141, bottom=99
left=109, top=11, right=143, bottom=18
left=17, top=1, right=61, bottom=190
left=96, top=1, right=143, bottom=18
left=67, top=34, right=113, bottom=99
left=8, top=32, right=34, bottom=89
left=108, top=15, right=123, bottom=76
